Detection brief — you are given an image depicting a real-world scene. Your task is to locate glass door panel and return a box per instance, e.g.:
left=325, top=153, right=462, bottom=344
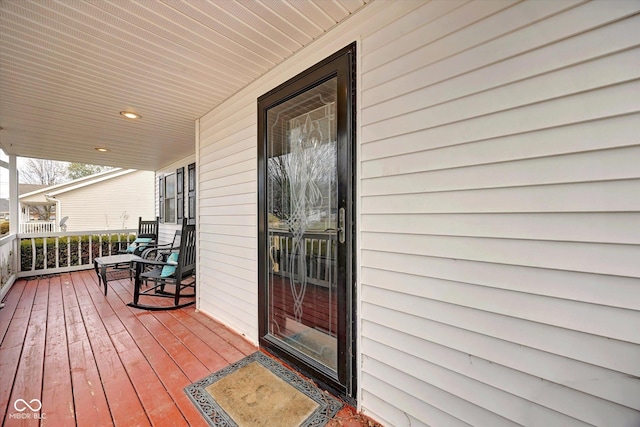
left=266, top=78, right=338, bottom=371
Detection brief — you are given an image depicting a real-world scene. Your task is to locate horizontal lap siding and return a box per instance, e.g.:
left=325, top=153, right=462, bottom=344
left=59, top=170, right=155, bottom=232
left=361, top=1, right=640, bottom=426
left=197, top=102, right=259, bottom=342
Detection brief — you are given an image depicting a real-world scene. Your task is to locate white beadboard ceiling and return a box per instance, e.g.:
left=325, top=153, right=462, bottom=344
left=0, top=0, right=367, bottom=171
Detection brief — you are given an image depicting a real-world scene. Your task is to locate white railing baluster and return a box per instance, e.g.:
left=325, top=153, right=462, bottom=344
left=0, top=234, right=18, bottom=299
left=315, top=239, right=320, bottom=282
left=31, top=238, right=36, bottom=272
left=44, top=237, right=48, bottom=269
left=269, top=230, right=334, bottom=288
left=19, top=220, right=56, bottom=234
left=16, top=228, right=137, bottom=277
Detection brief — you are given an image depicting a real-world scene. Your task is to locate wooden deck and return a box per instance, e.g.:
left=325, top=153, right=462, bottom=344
left=0, top=270, right=380, bottom=427
left=0, top=270, right=256, bottom=427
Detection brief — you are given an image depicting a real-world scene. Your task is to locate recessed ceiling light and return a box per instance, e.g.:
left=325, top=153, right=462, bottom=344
left=120, top=111, right=141, bottom=119
left=95, top=147, right=109, bottom=152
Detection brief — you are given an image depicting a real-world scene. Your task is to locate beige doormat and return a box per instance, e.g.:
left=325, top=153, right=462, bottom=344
left=185, top=352, right=342, bottom=427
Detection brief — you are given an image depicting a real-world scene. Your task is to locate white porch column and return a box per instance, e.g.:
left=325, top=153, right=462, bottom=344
left=8, top=155, right=18, bottom=235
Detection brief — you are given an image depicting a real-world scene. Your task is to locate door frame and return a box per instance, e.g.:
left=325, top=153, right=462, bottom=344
left=257, top=43, right=357, bottom=401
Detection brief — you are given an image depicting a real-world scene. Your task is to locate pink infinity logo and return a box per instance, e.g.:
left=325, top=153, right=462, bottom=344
left=14, top=399, right=42, bottom=412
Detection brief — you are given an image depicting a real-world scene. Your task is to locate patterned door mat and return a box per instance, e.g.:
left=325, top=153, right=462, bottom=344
left=184, top=351, right=343, bottom=427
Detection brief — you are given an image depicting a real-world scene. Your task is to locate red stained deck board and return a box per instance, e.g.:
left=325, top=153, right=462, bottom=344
left=168, top=310, right=249, bottom=362
left=60, top=274, right=113, bottom=426
left=41, top=275, right=75, bottom=427
left=109, top=330, right=188, bottom=426
left=0, top=280, right=37, bottom=351
left=6, top=279, right=48, bottom=427
left=60, top=280, right=84, bottom=326
left=67, top=338, right=113, bottom=426
left=154, top=311, right=230, bottom=373
left=120, top=342, right=211, bottom=426
left=0, top=281, right=36, bottom=423
left=133, top=312, right=211, bottom=383
left=71, top=273, right=151, bottom=427
left=186, top=309, right=257, bottom=356
left=0, top=280, right=25, bottom=343
left=95, top=277, right=210, bottom=427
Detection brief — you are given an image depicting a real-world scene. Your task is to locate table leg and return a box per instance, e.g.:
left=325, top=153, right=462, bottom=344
left=133, top=262, right=142, bottom=305
left=100, top=265, right=108, bottom=296
left=94, top=260, right=101, bottom=289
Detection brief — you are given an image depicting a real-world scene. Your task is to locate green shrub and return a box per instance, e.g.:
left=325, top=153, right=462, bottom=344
left=20, top=233, right=133, bottom=271
left=0, top=221, right=8, bottom=235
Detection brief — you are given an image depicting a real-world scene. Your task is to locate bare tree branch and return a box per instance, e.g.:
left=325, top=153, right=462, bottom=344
left=19, top=158, right=67, bottom=186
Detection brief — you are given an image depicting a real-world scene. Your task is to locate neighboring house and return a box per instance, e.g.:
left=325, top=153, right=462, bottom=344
left=0, top=198, right=8, bottom=220
left=20, top=168, right=154, bottom=232
left=19, top=183, right=47, bottom=195
left=0, top=185, right=46, bottom=220
left=149, top=2, right=639, bottom=427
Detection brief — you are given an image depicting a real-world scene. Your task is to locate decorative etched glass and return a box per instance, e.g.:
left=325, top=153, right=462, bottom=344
left=266, top=78, right=338, bottom=370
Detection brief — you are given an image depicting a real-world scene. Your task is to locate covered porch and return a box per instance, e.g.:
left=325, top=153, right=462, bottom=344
left=0, top=269, right=367, bottom=426
left=3, top=0, right=640, bottom=425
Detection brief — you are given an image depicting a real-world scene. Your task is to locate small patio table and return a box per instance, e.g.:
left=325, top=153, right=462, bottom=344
left=93, top=254, right=141, bottom=296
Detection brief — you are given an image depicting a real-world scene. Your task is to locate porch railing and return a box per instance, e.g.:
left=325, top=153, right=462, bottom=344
left=269, top=230, right=336, bottom=288
left=17, top=228, right=137, bottom=278
left=0, top=233, right=18, bottom=302
left=20, top=220, right=56, bottom=234
left=14, top=228, right=337, bottom=285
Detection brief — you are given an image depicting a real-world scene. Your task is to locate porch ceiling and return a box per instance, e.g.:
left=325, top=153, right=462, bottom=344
left=0, top=0, right=367, bottom=171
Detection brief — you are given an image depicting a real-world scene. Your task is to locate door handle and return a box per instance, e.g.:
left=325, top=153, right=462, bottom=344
left=338, top=207, right=345, bottom=244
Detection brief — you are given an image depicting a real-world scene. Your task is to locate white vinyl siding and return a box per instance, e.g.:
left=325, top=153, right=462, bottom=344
left=196, top=0, right=640, bottom=425
left=197, top=104, right=258, bottom=341
left=360, top=1, right=640, bottom=426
